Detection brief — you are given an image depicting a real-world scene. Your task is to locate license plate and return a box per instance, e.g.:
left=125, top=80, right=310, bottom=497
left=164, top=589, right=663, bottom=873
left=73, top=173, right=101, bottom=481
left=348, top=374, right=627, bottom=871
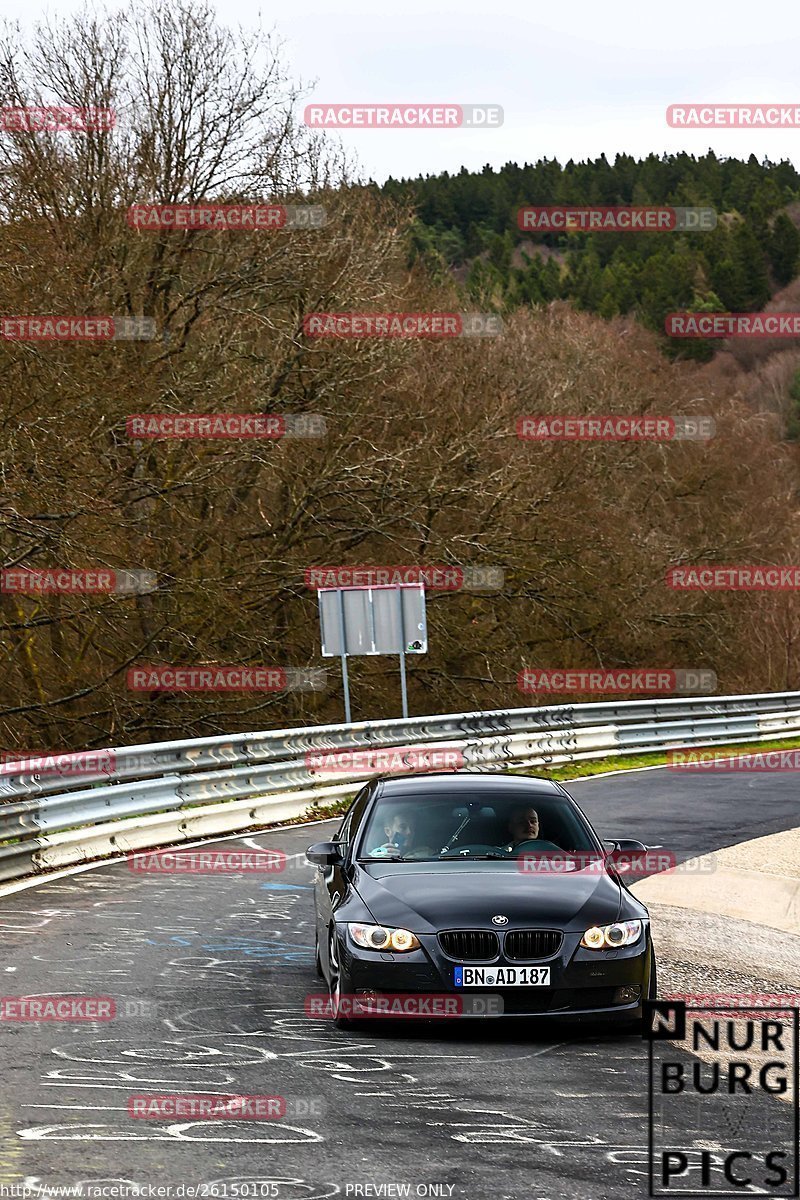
left=454, top=965, right=550, bottom=987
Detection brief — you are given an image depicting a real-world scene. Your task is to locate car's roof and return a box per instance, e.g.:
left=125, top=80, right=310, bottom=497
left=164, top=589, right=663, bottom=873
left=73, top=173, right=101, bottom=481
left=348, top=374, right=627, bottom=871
left=374, top=772, right=563, bottom=796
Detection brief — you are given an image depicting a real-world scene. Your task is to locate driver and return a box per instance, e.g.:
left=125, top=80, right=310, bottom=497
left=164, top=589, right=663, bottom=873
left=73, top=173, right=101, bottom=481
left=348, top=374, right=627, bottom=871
left=371, top=810, right=433, bottom=857
left=503, top=805, right=540, bottom=851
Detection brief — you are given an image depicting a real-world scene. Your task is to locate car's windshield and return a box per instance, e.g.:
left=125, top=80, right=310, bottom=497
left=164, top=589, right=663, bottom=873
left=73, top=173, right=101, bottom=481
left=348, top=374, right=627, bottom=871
left=357, top=789, right=601, bottom=861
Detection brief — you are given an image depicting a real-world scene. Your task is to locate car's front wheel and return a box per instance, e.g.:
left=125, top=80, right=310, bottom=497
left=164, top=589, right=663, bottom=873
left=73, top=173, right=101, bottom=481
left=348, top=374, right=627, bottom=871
left=328, top=927, right=358, bottom=1031
left=648, top=949, right=658, bottom=1001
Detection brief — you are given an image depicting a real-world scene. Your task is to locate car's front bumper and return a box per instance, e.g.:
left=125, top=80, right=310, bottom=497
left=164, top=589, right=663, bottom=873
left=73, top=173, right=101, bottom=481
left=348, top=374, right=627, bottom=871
left=335, top=924, right=653, bottom=1019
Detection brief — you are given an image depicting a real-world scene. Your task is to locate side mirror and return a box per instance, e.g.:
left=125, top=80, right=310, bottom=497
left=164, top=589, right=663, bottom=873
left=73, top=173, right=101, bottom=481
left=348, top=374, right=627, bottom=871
left=603, top=838, right=648, bottom=853
left=306, top=840, right=345, bottom=866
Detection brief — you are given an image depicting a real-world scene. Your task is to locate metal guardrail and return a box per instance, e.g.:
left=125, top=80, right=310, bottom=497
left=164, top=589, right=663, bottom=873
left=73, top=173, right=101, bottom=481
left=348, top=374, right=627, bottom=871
left=1, top=691, right=799, bottom=886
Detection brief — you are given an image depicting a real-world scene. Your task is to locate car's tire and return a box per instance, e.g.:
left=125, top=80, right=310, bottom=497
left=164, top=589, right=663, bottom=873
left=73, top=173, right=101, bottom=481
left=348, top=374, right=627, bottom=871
left=314, top=932, right=324, bottom=978
left=328, top=928, right=358, bottom=1031
left=648, top=949, right=658, bottom=1000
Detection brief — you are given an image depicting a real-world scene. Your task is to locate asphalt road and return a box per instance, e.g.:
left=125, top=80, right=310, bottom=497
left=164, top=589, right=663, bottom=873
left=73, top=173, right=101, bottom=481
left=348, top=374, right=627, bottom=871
left=0, top=767, right=797, bottom=1200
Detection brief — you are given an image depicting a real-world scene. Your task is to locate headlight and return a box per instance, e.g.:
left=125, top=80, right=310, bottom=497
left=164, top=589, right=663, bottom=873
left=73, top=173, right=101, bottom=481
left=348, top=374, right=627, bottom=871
left=348, top=923, right=420, bottom=952
left=580, top=920, right=642, bottom=950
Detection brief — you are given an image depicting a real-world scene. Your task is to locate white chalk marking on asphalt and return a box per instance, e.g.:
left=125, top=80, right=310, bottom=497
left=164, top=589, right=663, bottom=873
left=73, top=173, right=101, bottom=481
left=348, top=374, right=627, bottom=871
left=0, top=817, right=340, bottom=898
left=24, top=1104, right=132, bottom=1110
left=17, top=1121, right=324, bottom=1144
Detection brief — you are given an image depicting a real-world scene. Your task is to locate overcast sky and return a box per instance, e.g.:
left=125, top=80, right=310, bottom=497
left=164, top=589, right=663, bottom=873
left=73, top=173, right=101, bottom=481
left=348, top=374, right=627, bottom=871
left=4, top=0, right=800, bottom=183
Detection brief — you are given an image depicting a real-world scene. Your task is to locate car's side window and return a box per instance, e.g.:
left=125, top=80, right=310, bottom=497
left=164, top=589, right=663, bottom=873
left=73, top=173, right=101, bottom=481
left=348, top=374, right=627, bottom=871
left=336, top=784, right=371, bottom=847
left=336, top=808, right=354, bottom=846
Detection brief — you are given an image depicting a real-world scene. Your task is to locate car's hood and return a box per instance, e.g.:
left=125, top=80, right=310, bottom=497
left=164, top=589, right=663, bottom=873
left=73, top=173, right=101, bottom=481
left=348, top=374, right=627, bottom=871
left=354, top=861, right=623, bottom=932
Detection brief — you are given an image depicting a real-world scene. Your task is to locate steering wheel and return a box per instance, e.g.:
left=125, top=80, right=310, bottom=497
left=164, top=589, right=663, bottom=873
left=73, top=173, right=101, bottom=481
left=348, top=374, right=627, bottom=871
left=508, top=838, right=562, bottom=854
left=371, top=842, right=433, bottom=858
left=439, top=843, right=501, bottom=857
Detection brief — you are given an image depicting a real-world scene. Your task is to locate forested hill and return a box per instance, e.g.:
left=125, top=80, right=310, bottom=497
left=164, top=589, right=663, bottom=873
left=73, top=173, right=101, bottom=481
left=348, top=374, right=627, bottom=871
left=379, top=153, right=800, bottom=352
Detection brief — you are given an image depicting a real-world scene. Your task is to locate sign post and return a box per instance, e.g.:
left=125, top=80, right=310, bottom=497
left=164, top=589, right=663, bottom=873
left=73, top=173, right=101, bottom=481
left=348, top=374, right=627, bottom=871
left=334, top=588, right=352, bottom=723
left=317, top=584, right=427, bottom=722
left=396, top=586, right=408, bottom=718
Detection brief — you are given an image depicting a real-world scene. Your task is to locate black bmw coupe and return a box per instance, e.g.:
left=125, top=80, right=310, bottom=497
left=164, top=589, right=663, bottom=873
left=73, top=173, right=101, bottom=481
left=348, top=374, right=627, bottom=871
left=307, top=772, right=656, bottom=1029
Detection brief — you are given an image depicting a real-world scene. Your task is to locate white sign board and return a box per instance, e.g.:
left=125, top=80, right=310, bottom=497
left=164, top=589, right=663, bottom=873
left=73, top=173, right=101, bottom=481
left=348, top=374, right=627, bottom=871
left=318, top=584, right=427, bottom=657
